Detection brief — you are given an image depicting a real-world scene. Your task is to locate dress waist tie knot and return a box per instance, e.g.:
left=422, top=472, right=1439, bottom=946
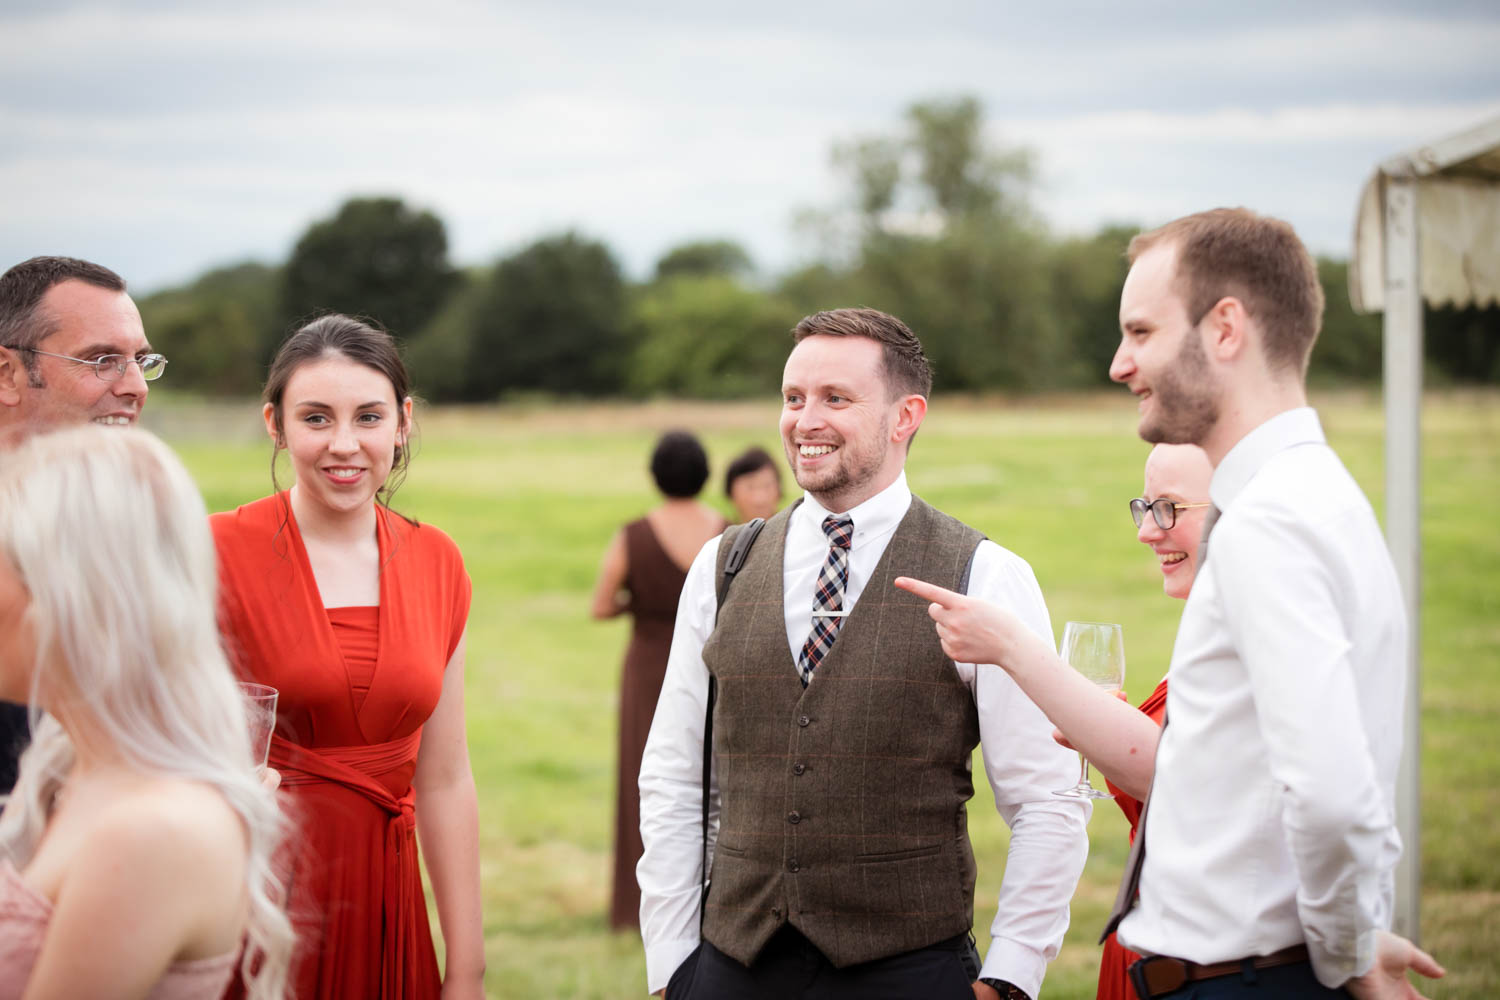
left=270, top=731, right=422, bottom=999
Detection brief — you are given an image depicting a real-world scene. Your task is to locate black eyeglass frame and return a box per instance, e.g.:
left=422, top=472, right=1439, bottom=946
left=1129, top=497, right=1212, bottom=530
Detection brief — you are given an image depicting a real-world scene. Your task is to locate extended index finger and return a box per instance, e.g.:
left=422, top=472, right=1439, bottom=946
left=893, top=576, right=963, bottom=607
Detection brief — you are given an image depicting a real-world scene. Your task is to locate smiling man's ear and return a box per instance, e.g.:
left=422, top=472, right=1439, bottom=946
left=891, top=393, right=927, bottom=446
left=1200, top=295, right=1251, bottom=364
left=0, top=347, right=28, bottom=408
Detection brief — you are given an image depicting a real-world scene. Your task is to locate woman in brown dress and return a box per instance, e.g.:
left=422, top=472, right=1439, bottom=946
left=591, top=430, right=725, bottom=931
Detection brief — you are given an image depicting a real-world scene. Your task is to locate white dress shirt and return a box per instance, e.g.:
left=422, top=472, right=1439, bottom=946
left=1117, top=408, right=1407, bottom=987
left=638, top=472, right=1090, bottom=996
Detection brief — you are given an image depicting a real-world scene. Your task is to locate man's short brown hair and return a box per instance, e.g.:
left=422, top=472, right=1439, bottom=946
left=1128, top=208, right=1324, bottom=376
left=791, top=307, right=933, bottom=399
left=0, top=257, right=128, bottom=363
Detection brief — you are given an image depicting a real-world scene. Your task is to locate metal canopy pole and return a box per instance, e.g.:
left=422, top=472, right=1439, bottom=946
left=1381, top=172, right=1423, bottom=942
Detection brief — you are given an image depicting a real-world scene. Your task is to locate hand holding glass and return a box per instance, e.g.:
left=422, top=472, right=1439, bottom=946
left=1052, top=621, right=1125, bottom=799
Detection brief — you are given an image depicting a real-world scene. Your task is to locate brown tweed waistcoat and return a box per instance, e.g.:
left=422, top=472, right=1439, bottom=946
left=701, top=495, right=985, bottom=969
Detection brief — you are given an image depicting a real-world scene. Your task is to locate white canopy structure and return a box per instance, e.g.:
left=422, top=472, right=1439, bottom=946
left=1348, top=114, right=1500, bottom=942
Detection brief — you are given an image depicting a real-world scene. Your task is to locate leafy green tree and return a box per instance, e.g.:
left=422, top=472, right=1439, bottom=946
left=814, top=95, right=1054, bottom=391
left=628, top=276, right=800, bottom=398
left=907, top=96, right=1035, bottom=221
left=1048, top=226, right=1135, bottom=386
left=655, top=240, right=754, bottom=281
left=404, top=268, right=487, bottom=402
left=137, top=262, right=280, bottom=395
left=1423, top=304, right=1500, bottom=383
left=1315, top=259, right=1498, bottom=384
left=1310, top=258, right=1384, bottom=383
left=281, top=197, right=456, bottom=337
left=831, top=137, right=902, bottom=225
left=467, top=232, right=628, bottom=398
left=851, top=221, right=1059, bottom=391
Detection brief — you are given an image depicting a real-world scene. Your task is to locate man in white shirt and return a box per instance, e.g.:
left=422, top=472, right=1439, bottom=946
left=636, top=308, right=1089, bottom=1000
left=1104, top=209, right=1444, bottom=998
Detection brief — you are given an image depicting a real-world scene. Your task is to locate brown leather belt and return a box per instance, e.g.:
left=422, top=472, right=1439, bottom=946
left=1128, top=944, right=1311, bottom=999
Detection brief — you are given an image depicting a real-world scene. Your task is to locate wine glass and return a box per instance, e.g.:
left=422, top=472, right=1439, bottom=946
left=240, top=682, right=278, bottom=768
left=1052, top=621, right=1124, bottom=799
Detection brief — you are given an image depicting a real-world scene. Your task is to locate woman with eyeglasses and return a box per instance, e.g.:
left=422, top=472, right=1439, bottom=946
left=1090, top=444, right=1213, bottom=1000
left=895, top=443, right=1213, bottom=1000
left=211, top=315, right=483, bottom=1000
left=0, top=426, right=293, bottom=1000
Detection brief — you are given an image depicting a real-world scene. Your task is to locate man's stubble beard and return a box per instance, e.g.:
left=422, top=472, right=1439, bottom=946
left=792, top=414, right=891, bottom=512
left=1142, top=330, right=1220, bottom=446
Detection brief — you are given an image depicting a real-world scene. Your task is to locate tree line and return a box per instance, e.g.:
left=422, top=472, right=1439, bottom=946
left=139, top=97, right=1499, bottom=401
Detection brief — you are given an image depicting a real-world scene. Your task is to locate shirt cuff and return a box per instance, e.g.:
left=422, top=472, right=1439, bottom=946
left=645, top=936, right=700, bottom=995
left=978, top=937, right=1045, bottom=1000
left=1305, top=926, right=1382, bottom=989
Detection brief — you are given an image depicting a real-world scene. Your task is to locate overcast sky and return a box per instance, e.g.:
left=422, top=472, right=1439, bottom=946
left=4, top=0, right=1499, bottom=292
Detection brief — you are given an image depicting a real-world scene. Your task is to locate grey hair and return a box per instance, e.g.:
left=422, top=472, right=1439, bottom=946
left=0, top=427, right=293, bottom=999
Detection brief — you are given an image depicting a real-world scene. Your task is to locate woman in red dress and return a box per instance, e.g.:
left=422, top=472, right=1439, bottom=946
left=1093, top=443, right=1213, bottom=1000
left=895, top=442, right=1213, bottom=1000
left=213, top=315, right=484, bottom=1000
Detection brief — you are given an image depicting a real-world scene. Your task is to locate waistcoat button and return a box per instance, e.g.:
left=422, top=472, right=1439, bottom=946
left=798, top=715, right=811, bottom=727
left=788, top=858, right=800, bottom=873
left=792, top=762, right=806, bottom=775
left=788, top=810, right=801, bottom=824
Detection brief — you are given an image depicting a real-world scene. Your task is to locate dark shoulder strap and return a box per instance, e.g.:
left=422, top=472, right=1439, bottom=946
left=715, top=517, right=766, bottom=611
left=700, top=516, right=766, bottom=926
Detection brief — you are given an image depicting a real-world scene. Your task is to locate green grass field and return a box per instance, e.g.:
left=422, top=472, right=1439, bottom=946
left=149, top=390, right=1499, bottom=999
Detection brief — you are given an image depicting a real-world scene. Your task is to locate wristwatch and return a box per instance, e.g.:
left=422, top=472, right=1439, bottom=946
left=979, top=979, right=1031, bottom=1000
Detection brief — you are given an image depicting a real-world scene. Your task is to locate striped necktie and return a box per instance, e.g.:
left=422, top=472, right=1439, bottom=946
left=796, top=514, right=855, bottom=687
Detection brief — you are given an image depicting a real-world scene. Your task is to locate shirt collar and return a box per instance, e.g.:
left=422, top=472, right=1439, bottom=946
left=1210, top=407, right=1325, bottom=512
left=795, top=471, right=912, bottom=549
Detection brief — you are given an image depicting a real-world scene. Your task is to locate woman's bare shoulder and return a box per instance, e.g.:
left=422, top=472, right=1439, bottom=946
left=73, top=777, right=248, bottom=894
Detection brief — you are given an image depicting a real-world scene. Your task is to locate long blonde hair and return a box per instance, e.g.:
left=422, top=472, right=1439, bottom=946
left=0, top=426, right=293, bottom=999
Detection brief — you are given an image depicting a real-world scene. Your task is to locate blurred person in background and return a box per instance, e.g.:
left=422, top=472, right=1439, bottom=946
left=592, top=430, right=725, bottom=931
left=0, top=255, right=162, bottom=798
left=212, top=315, right=483, bottom=1000
left=0, top=426, right=291, bottom=999
left=722, top=445, right=783, bottom=523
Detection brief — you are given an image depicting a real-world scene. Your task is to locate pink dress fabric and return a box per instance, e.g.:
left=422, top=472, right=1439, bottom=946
left=0, top=859, right=238, bottom=999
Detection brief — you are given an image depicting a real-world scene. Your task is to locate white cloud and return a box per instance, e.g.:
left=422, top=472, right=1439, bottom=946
left=1, top=3, right=1497, bottom=287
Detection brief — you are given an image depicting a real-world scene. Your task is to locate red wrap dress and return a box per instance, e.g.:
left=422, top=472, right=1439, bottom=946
left=1096, top=677, right=1169, bottom=1000
left=211, top=494, right=471, bottom=1000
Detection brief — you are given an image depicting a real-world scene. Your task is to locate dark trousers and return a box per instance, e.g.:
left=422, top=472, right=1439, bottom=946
left=1140, top=959, right=1351, bottom=999
left=669, top=926, right=977, bottom=1000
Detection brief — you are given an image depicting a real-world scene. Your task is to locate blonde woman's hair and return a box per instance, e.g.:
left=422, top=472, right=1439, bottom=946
left=0, top=426, right=293, bottom=1000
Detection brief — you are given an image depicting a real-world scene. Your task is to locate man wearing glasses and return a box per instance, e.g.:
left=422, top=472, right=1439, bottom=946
left=0, top=255, right=167, bottom=792
left=0, top=256, right=164, bottom=446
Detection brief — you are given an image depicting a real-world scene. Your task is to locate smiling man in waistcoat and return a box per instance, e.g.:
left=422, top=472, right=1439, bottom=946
left=636, top=308, right=1090, bottom=1000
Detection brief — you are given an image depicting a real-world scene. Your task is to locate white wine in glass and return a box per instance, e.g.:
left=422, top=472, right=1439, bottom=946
left=1052, top=621, right=1125, bottom=800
